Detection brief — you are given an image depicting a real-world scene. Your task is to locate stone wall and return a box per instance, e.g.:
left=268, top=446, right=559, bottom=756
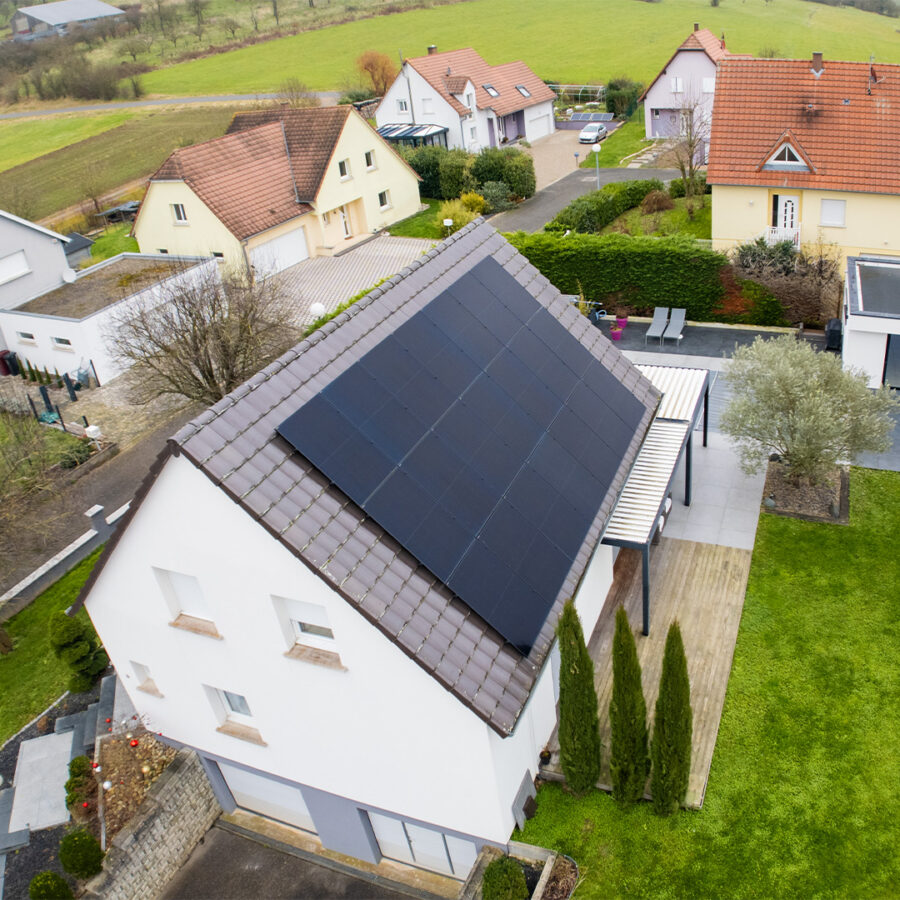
left=83, top=748, right=221, bottom=900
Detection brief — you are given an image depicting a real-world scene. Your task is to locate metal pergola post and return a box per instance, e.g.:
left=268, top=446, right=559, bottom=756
left=703, top=384, right=709, bottom=448
left=685, top=433, right=693, bottom=507
left=641, top=544, right=651, bottom=635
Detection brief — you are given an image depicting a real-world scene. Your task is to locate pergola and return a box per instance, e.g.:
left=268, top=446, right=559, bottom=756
left=601, top=365, right=711, bottom=635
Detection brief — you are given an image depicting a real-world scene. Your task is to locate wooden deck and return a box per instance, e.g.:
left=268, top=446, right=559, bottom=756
left=545, top=537, right=752, bottom=808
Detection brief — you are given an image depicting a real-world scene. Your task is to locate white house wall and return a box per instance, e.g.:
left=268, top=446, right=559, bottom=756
left=0, top=217, right=70, bottom=312
left=643, top=52, right=717, bottom=140
left=85, top=453, right=543, bottom=847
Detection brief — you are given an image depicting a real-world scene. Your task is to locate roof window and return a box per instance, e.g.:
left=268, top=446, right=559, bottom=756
left=764, top=143, right=809, bottom=170
left=515, top=84, right=531, bottom=98
left=483, top=84, right=499, bottom=97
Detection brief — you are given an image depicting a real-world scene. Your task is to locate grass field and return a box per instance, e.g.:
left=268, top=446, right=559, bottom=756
left=0, top=112, right=137, bottom=174
left=517, top=467, right=900, bottom=898
left=141, top=0, right=900, bottom=96
left=604, top=196, right=712, bottom=239
left=579, top=114, right=649, bottom=168
left=387, top=198, right=443, bottom=239
left=0, top=550, right=102, bottom=745
left=87, top=223, right=139, bottom=264
left=0, top=106, right=239, bottom=221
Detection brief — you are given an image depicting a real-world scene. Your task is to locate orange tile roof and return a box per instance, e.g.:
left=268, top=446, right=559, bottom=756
left=708, top=57, right=900, bottom=195
left=151, top=122, right=310, bottom=241
left=405, top=48, right=556, bottom=118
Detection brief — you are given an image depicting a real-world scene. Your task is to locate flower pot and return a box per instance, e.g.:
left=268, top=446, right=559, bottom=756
left=615, top=316, right=628, bottom=329
left=539, top=749, right=552, bottom=765
left=610, top=327, right=623, bottom=341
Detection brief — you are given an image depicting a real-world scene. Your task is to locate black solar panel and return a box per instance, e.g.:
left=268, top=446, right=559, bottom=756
left=277, top=257, right=646, bottom=654
left=571, top=112, right=614, bottom=122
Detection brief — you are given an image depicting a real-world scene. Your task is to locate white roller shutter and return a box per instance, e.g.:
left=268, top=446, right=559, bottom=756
left=527, top=111, right=552, bottom=140
left=219, top=762, right=316, bottom=833
left=367, top=811, right=477, bottom=878
left=250, top=226, right=309, bottom=276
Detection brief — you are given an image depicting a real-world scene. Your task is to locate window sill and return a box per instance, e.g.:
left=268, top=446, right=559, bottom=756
left=52, top=345, right=74, bottom=352
left=366, top=166, right=377, bottom=172
left=136, top=679, right=163, bottom=698
left=379, top=205, right=392, bottom=213
left=284, top=642, right=346, bottom=671
left=169, top=613, right=222, bottom=639
left=17, top=339, right=36, bottom=346
left=173, top=221, right=190, bottom=227
left=0, top=271, right=30, bottom=287
left=339, top=175, right=353, bottom=183
left=217, top=721, right=267, bottom=746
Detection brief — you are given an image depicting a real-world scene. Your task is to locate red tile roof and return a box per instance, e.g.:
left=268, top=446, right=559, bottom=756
left=708, top=58, right=900, bottom=195
left=151, top=122, right=310, bottom=241
left=405, top=48, right=556, bottom=118
left=638, top=28, right=737, bottom=102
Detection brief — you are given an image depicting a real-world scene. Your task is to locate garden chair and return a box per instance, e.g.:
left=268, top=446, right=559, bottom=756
left=662, top=308, right=686, bottom=346
left=645, top=307, right=669, bottom=345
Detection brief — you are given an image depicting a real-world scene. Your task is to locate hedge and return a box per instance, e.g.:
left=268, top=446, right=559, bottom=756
left=507, top=232, right=727, bottom=320
left=545, top=179, right=663, bottom=234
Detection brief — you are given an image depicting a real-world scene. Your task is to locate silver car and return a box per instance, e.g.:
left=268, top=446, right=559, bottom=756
left=578, top=122, right=608, bottom=143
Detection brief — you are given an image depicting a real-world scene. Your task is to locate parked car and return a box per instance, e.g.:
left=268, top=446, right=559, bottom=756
left=578, top=122, right=608, bottom=144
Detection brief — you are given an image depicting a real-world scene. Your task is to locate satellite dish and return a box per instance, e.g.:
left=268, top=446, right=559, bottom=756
left=310, top=302, right=327, bottom=318
left=62, top=268, right=77, bottom=283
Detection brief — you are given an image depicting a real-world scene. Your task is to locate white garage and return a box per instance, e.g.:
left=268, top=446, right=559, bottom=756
left=250, top=225, right=309, bottom=276
left=218, top=761, right=316, bottom=833
left=526, top=105, right=555, bottom=141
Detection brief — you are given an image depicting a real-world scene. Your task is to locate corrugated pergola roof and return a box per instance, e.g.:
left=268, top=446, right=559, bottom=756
left=635, top=365, right=709, bottom=421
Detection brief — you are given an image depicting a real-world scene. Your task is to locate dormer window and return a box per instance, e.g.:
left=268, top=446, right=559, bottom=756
left=764, top=143, right=809, bottom=170
left=483, top=84, right=499, bottom=98
left=516, top=84, right=531, bottom=98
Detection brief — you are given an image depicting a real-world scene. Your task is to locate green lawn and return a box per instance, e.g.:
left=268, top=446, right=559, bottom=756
left=578, top=113, right=650, bottom=169
left=603, top=196, right=712, bottom=239
left=0, top=112, right=137, bottom=174
left=0, top=550, right=102, bottom=745
left=87, top=223, right=139, bottom=265
left=0, top=106, right=238, bottom=220
left=386, top=198, right=443, bottom=239
left=517, top=467, right=900, bottom=898
left=140, top=0, right=900, bottom=96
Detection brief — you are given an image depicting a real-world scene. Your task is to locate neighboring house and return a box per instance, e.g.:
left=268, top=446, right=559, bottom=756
left=842, top=255, right=900, bottom=388
left=638, top=25, right=738, bottom=156
left=0, top=254, right=212, bottom=382
left=75, top=222, right=708, bottom=880
left=375, top=46, right=556, bottom=152
left=0, top=210, right=72, bottom=316
left=708, top=55, right=900, bottom=262
left=12, top=0, right=123, bottom=39
left=133, top=107, right=420, bottom=278
left=64, top=232, right=95, bottom=268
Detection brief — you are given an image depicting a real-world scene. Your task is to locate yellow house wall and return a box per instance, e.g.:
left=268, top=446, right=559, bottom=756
left=711, top=184, right=900, bottom=265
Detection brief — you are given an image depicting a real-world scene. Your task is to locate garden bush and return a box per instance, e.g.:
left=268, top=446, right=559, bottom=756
left=641, top=190, right=675, bottom=213
left=471, top=147, right=514, bottom=186
left=605, top=75, right=644, bottom=118
left=29, top=871, right=73, bottom=899
left=65, top=755, right=93, bottom=807
left=437, top=199, right=477, bottom=234
left=58, top=438, right=92, bottom=470
left=460, top=191, right=487, bottom=215
left=58, top=828, right=104, bottom=878
left=508, top=232, right=726, bottom=319
left=438, top=149, right=476, bottom=200
left=739, top=280, right=789, bottom=326
left=503, top=152, right=536, bottom=199
left=482, top=181, right=514, bottom=212
left=401, top=145, right=446, bottom=199
left=668, top=175, right=710, bottom=198
left=546, top=179, right=663, bottom=233
left=48, top=611, right=108, bottom=694
left=482, top=856, right=528, bottom=900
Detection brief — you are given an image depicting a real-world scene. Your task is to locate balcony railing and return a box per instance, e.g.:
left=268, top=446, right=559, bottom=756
left=764, top=225, right=801, bottom=247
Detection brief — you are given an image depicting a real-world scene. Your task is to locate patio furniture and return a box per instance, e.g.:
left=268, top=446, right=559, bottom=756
left=663, top=308, right=686, bottom=346
left=645, top=307, right=670, bottom=345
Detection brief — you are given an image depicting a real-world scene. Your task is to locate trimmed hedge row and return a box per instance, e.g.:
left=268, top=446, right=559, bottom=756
left=545, top=179, right=663, bottom=234
left=507, top=232, right=727, bottom=320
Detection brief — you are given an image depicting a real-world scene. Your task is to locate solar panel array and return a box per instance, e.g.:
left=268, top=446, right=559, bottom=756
left=277, top=258, right=645, bottom=654
left=571, top=112, right=614, bottom=122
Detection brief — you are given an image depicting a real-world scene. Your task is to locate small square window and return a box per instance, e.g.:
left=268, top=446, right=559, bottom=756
left=516, top=84, right=531, bottom=98
left=483, top=83, right=499, bottom=98
left=172, top=203, right=188, bottom=223
left=338, top=159, right=351, bottom=179
left=470, top=126, right=477, bottom=140
left=158, top=249, right=169, bottom=254
left=671, top=77, right=684, bottom=93
left=222, top=690, right=252, bottom=717
left=398, top=99, right=408, bottom=113
left=652, top=109, right=660, bottom=119
left=51, top=336, right=72, bottom=347
left=17, top=331, right=35, bottom=342
left=131, top=661, right=162, bottom=696
left=466, top=92, right=474, bottom=109
left=212, top=251, right=224, bottom=258
left=292, top=619, right=334, bottom=640
left=702, top=77, right=716, bottom=93
left=820, top=198, right=846, bottom=228
left=378, top=190, right=391, bottom=210
left=422, top=98, right=434, bottom=114
left=365, top=150, right=376, bottom=169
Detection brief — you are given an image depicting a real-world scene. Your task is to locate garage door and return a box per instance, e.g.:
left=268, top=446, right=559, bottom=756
left=527, top=112, right=552, bottom=141
left=367, top=811, right=477, bottom=878
left=250, top=226, right=309, bottom=276
left=218, top=762, right=316, bottom=833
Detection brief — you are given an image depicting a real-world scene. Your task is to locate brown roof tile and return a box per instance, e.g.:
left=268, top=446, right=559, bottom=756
left=708, top=57, right=900, bottom=195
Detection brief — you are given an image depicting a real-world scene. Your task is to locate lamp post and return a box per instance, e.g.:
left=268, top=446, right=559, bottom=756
left=443, top=217, right=454, bottom=238
left=592, top=142, right=602, bottom=190
left=574, top=151, right=580, bottom=169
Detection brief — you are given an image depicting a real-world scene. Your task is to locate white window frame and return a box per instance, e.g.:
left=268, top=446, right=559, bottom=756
left=291, top=619, right=335, bottom=641
left=365, top=149, right=376, bottom=170
left=765, top=143, right=808, bottom=169
left=378, top=190, right=391, bottom=210
left=16, top=331, right=35, bottom=343
left=172, top=203, right=188, bottom=224
left=702, top=77, right=716, bottom=93
left=820, top=198, right=846, bottom=228
left=652, top=108, right=660, bottom=119
left=470, top=125, right=477, bottom=140
left=671, top=77, right=684, bottom=93
left=51, top=336, right=73, bottom=349
left=466, top=92, right=475, bottom=110
left=0, top=250, right=31, bottom=286
left=516, top=84, right=531, bottom=98
left=483, top=83, right=499, bottom=98
left=338, top=158, right=351, bottom=180
left=130, top=660, right=162, bottom=696
left=422, top=97, right=434, bottom=115
left=397, top=98, right=408, bottom=113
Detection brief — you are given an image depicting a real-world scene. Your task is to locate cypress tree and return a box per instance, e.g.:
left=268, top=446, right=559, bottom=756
left=609, top=606, right=649, bottom=802
left=651, top=621, right=693, bottom=815
left=556, top=599, right=601, bottom=794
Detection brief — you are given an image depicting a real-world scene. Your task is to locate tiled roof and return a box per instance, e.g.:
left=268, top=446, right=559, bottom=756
left=226, top=106, right=354, bottom=202
left=405, top=48, right=556, bottom=118
left=150, top=122, right=310, bottom=241
left=166, top=221, right=657, bottom=736
left=708, top=57, right=900, bottom=195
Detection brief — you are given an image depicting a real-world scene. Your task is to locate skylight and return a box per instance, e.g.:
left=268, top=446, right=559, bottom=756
left=516, top=84, right=531, bottom=98
left=483, top=84, right=500, bottom=97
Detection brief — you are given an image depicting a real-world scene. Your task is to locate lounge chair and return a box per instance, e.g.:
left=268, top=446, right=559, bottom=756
left=645, top=307, right=669, bottom=345
left=662, top=308, right=686, bottom=346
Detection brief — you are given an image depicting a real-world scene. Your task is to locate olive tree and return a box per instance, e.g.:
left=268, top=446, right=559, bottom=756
left=721, top=336, right=898, bottom=483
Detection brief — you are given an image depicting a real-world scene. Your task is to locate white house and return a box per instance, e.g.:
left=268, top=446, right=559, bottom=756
left=638, top=25, right=740, bottom=155
left=75, top=221, right=679, bottom=880
left=375, top=47, right=556, bottom=152
left=842, top=255, right=900, bottom=387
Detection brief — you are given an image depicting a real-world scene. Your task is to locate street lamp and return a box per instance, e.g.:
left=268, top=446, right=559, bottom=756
left=574, top=151, right=580, bottom=168
left=592, top=142, right=602, bottom=190
left=442, top=217, right=454, bottom=238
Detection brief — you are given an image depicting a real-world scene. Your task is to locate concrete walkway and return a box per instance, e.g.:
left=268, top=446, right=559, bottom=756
left=7, top=733, right=73, bottom=833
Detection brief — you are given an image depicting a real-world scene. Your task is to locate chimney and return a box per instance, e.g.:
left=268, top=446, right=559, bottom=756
left=694, top=22, right=699, bottom=31
left=427, top=44, right=437, bottom=55
left=812, top=52, right=824, bottom=75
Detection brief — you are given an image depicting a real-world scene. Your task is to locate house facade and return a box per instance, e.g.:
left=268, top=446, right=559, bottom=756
left=375, top=47, right=556, bottom=152
left=77, top=222, right=663, bottom=879
left=133, top=107, right=420, bottom=277
left=13, top=0, right=123, bottom=38
left=639, top=25, right=735, bottom=151
left=708, top=56, right=900, bottom=264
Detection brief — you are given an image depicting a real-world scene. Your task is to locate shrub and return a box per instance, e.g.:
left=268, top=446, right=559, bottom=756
left=472, top=147, right=512, bottom=186
left=58, top=438, right=93, bottom=470
left=482, top=856, right=528, bottom=900
left=609, top=606, right=649, bottom=802
left=651, top=622, right=692, bottom=815
left=29, top=871, right=74, bottom=899
left=605, top=75, right=644, bottom=117
left=58, top=829, right=104, bottom=878
left=460, top=191, right=487, bottom=215
left=546, top=179, right=663, bottom=233
left=739, top=280, right=789, bottom=326
left=507, top=232, right=727, bottom=320
left=437, top=199, right=477, bottom=234
left=401, top=145, right=446, bottom=199
left=481, top=181, right=514, bottom=213
left=438, top=149, right=476, bottom=200
left=502, top=153, right=536, bottom=199
left=641, top=190, right=674, bottom=213
left=733, top=237, right=796, bottom=275
left=668, top=175, right=709, bottom=198
left=49, top=611, right=108, bottom=694
left=556, top=599, right=601, bottom=794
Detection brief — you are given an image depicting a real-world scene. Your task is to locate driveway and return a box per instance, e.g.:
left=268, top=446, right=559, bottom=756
left=522, top=125, right=620, bottom=191
left=161, top=826, right=416, bottom=900
left=491, top=166, right=680, bottom=233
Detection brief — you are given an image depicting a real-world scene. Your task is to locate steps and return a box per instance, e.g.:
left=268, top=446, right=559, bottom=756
left=0, top=790, right=29, bottom=854
left=53, top=674, right=118, bottom=760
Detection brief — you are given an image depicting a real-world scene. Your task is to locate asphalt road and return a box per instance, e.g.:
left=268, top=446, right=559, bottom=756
left=491, top=167, right=681, bottom=234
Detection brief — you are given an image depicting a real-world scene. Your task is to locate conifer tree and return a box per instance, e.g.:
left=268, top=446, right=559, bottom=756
left=609, top=606, right=649, bottom=802
left=556, top=599, right=601, bottom=794
left=651, top=621, right=693, bottom=815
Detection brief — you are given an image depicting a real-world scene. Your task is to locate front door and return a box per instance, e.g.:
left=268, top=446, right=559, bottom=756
left=775, top=195, right=799, bottom=230
left=339, top=205, right=351, bottom=238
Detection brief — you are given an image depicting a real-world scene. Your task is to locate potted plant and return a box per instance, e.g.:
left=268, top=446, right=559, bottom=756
left=610, top=324, right=624, bottom=341
left=539, top=748, right=552, bottom=765
left=615, top=307, right=629, bottom=329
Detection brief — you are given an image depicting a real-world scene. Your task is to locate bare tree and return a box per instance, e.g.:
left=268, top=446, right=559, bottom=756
left=669, top=91, right=710, bottom=220
left=277, top=77, right=316, bottom=107
left=271, top=0, right=280, bottom=25
left=247, top=2, right=260, bottom=31
left=106, top=266, right=302, bottom=405
left=356, top=49, right=396, bottom=96
left=187, top=0, right=209, bottom=26
left=221, top=16, right=240, bottom=38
